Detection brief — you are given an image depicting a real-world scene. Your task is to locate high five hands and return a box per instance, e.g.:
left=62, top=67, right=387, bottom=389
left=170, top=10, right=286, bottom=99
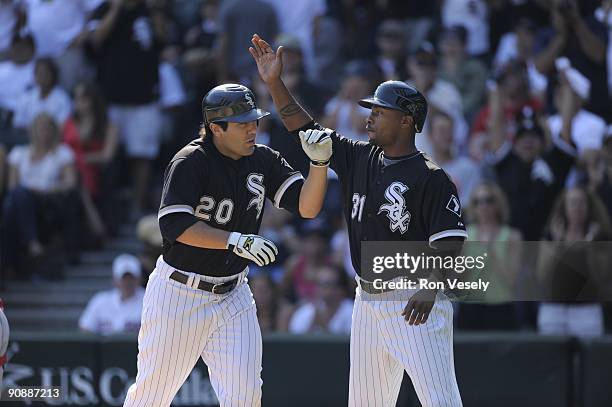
left=249, top=34, right=283, bottom=84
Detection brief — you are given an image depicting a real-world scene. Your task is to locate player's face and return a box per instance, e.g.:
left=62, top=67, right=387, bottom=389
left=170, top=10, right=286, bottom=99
left=365, top=106, right=404, bottom=147
left=220, top=121, right=258, bottom=158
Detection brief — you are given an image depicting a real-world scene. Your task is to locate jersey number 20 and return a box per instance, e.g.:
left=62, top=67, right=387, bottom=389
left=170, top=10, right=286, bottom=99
left=195, top=196, right=234, bottom=224
left=351, top=194, right=366, bottom=222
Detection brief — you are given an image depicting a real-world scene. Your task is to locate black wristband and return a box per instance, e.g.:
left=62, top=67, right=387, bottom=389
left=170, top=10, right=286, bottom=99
left=310, top=160, right=330, bottom=167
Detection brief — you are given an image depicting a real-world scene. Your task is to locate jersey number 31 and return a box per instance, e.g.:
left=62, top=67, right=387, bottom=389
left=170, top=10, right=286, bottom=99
left=351, top=194, right=366, bottom=222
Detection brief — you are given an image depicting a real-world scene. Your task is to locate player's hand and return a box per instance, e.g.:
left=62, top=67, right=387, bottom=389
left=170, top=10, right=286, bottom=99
left=249, top=34, right=283, bottom=84
left=228, top=232, right=278, bottom=267
left=402, top=289, right=437, bottom=326
left=299, top=128, right=333, bottom=166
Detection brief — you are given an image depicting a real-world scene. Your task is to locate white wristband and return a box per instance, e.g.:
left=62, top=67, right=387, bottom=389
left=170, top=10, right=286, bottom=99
left=227, top=232, right=241, bottom=248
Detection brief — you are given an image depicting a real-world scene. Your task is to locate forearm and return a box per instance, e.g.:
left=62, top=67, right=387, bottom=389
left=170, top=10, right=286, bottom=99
left=176, top=221, right=231, bottom=249
left=266, top=79, right=312, bottom=131
left=574, top=20, right=606, bottom=63
left=90, top=4, right=121, bottom=48
left=298, top=164, right=328, bottom=218
left=534, top=35, right=566, bottom=74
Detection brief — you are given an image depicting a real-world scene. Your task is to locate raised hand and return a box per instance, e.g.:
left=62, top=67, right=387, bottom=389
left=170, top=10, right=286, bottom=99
left=249, top=33, right=283, bottom=84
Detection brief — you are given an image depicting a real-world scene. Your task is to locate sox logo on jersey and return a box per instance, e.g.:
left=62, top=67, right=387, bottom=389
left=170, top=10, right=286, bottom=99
left=378, top=182, right=411, bottom=234
left=247, top=173, right=265, bottom=220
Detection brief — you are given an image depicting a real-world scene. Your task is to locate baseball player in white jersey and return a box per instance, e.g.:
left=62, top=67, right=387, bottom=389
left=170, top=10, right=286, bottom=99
left=123, top=84, right=332, bottom=406
left=251, top=33, right=465, bottom=406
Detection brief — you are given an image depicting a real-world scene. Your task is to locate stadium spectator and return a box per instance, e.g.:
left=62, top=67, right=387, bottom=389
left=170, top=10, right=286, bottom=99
left=217, top=0, right=278, bottom=83
left=471, top=60, right=543, bottom=161
left=264, top=0, right=326, bottom=81
left=136, top=214, right=162, bottom=280
left=0, top=35, right=35, bottom=137
left=12, top=58, right=72, bottom=130
left=458, top=183, right=523, bottom=331
left=486, top=106, right=575, bottom=241
left=2, top=114, right=78, bottom=279
left=546, top=60, right=607, bottom=157
left=89, top=0, right=164, bottom=217
left=63, top=82, right=119, bottom=242
left=441, top=0, right=489, bottom=57
left=183, top=0, right=219, bottom=51
left=406, top=41, right=463, bottom=156
left=537, top=186, right=611, bottom=338
left=534, top=0, right=610, bottom=120
left=429, top=110, right=481, bottom=204
left=250, top=273, right=293, bottom=333
left=438, top=25, right=488, bottom=122
left=280, top=222, right=333, bottom=303
left=587, top=129, right=612, bottom=219
left=322, top=60, right=376, bottom=143
left=493, top=17, right=548, bottom=96
left=375, top=20, right=407, bottom=82
left=21, top=0, right=101, bottom=91
left=289, top=265, right=353, bottom=335
left=79, top=253, right=145, bottom=335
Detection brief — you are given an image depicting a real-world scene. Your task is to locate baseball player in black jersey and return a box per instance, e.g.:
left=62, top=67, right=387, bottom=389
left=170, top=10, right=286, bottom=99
left=123, top=84, right=332, bottom=407
left=251, top=34, right=465, bottom=406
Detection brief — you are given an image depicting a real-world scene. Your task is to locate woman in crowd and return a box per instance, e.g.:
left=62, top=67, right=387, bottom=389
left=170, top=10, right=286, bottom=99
left=537, top=186, right=611, bottom=338
left=63, top=82, right=118, bottom=242
left=3, top=113, right=78, bottom=279
left=458, top=182, right=523, bottom=330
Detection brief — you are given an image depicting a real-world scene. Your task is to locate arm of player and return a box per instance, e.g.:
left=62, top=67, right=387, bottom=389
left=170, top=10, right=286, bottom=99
left=174, top=223, right=278, bottom=267
left=297, top=129, right=333, bottom=218
left=401, top=236, right=465, bottom=326
left=249, top=34, right=312, bottom=132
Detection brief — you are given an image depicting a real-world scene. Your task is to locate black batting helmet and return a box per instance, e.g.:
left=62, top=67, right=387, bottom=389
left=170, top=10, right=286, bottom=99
left=358, top=81, right=428, bottom=133
left=202, top=84, right=270, bottom=126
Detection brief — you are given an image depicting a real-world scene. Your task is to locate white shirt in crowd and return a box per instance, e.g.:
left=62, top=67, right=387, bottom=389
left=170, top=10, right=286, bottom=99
left=441, top=0, right=489, bottom=56
left=0, top=60, right=35, bottom=112
left=493, top=33, right=548, bottom=93
left=547, top=110, right=607, bottom=155
left=12, top=86, right=72, bottom=129
left=22, top=0, right=103, bottom=57
left=7, top=143, right=74, bottom=192
left=159, top=62, right=186, bottom=109
left=263, top=0, right=326, bottom=80
left=289, top=299, right=354, bottom=335
left=79, top=287, right=145, bottom=336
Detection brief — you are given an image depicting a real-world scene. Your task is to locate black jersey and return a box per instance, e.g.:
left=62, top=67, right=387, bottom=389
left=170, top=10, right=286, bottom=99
left=158, top=136, right=304, bottom=277
left=296, top=122, right=467, bottom=277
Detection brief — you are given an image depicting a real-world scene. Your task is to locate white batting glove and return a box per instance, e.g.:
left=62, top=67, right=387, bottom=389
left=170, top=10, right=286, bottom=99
left=227, top=232, right=278, bottom=267
left=299, top=128, right=333, bottom=166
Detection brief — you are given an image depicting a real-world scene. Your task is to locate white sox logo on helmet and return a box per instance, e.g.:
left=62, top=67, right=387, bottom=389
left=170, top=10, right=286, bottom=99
left=378, top=182, right=411, bottom=234
left=246, top=173, right=265, bottom=220
left=244, top=92, right=256, bottom=109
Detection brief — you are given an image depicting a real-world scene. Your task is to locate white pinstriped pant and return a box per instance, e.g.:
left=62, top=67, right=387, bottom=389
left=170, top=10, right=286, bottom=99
left=349, top=285, right=462, bottom=407
left=124, top=256, right=262, bottom=407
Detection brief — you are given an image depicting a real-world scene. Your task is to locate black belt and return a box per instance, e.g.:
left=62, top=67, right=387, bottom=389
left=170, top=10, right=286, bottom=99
left=359, top=278, right=394, bottom=295
left=169, top=271, right=238, bottom=294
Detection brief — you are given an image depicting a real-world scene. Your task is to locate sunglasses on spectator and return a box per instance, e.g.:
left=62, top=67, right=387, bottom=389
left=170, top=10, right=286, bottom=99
left=474, top=196, right=495, bottom=206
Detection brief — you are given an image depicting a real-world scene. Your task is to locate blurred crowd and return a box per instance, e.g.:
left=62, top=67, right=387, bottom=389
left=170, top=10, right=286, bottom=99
left=0, top=0, right=611, bottom=337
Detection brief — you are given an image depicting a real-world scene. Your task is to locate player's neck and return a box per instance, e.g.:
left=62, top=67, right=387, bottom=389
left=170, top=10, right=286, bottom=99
left=382, top=143, right=417, bottom=158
